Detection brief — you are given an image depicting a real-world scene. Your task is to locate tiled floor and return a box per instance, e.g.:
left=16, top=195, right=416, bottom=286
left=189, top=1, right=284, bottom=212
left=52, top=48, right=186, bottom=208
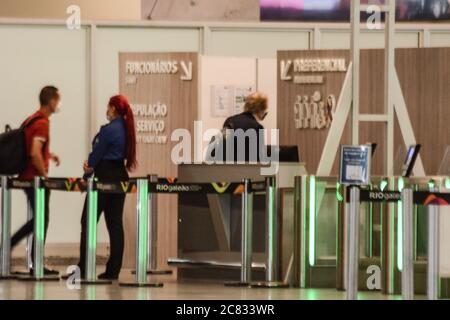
left=0, top=268, right=415, bottom=300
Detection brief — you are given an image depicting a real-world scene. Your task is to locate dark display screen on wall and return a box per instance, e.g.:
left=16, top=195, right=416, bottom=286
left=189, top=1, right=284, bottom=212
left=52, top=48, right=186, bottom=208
left=260, top=0, right=450, bottom=22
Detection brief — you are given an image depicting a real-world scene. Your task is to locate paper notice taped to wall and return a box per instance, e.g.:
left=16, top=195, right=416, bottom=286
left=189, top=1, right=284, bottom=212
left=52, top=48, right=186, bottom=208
left=211, top=85, right=254, bottom=118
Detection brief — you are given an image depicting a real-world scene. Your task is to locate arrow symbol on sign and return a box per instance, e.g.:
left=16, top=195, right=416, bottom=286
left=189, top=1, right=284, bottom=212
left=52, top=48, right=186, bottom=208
left=180, top=61, right=193, bottom=81
left=280, top=60, right=292, bottom=81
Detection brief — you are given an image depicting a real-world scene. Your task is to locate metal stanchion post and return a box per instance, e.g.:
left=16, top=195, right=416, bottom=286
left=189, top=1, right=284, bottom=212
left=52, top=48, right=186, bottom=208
left=265, top=176, right=278, bottom=282
left=292, top=176, right=304, bottom=288
left=427, top=202, right=440, bottom=300
left=241, top=179, right=254, bottom=285
left=26, top=200, right=33, bottom=272
left=147, top=174, right=171, bottom=275
left=20, top=177, right=58, bottom=282
left=0, top=176, right=15, bottom=280
left=346, top=186, right=360, bottom=300
left=13, top=200, right=34, bottom=276
left=80, top=177, right=111, bottom=285
left=402, top=188, right=414, bottom=300
left=381, top=177, right=398, bottom=294
left=120, top=179, right=163, bottom=287
left=251, top=177, right=288, bottom=288
left=33, top=176, right=45, bottom=280
left=337, top=184, right=347, bottom=291
left=225, top=179, right=254, bottom=287
left=132, top=175, right=172, bottom=276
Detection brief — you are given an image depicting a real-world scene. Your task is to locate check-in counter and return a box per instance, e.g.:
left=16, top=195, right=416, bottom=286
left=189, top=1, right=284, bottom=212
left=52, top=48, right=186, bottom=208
left=169, top=163, right=306, bottom=282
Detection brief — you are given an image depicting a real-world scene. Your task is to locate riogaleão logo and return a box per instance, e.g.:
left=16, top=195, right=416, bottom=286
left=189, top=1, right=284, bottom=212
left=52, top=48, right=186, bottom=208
left=424, top=194, right=449, bottom=206
left=65, top=181, right=74, bottom=191
left=211, top=182, right=231, bottom=194
left=233, top=184, right=245, bottom=195
left=65, top=178, right=79, bottom=192
left=121, top=181, right=130, bottom=193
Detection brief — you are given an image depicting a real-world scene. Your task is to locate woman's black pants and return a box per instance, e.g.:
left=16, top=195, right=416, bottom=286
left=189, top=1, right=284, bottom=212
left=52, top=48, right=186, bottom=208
left=78, top=161, right=128, bottom=278
left=11, top=189, right=51, bottom=266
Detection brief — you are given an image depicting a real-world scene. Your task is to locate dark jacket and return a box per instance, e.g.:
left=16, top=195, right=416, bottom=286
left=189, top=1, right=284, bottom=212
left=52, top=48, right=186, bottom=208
left=88, top=117, right=127, bottom=169
left=224, top=112, right=264, bottom=132
left=220, top=112, right=265, bottom=163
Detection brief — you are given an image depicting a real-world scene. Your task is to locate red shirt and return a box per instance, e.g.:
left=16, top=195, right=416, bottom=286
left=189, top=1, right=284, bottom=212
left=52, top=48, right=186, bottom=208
left=19, top=111, right=50, bottom=180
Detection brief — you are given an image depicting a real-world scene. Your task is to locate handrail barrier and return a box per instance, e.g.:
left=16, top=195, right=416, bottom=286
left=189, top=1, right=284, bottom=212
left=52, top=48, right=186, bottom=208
left=401, top=188, right=450, bottom=300
left=292, top=175, right=343, bottom=289
left=146, top=174, right=172, bottom=275
left=250, top=177, right=289, bottom=288
left=345, top=187, right=402, bottom=300
left=146, top=178, right=267, bottom=287
left=0, top=176, right=13, bottom=280
left=291, top=175, right=389, bottom=291
left=0, top=176, right=267, bottom=287
left=290, top=175, right=447, bottom=299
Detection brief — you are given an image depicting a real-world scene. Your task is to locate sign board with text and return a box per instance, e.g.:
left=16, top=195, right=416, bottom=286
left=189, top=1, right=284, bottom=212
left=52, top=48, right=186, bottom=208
left=339, top=145, right=371, bottom=186
left=277, top=49, right=350, bottom=175
left=119, top=52, right=198, bottom=271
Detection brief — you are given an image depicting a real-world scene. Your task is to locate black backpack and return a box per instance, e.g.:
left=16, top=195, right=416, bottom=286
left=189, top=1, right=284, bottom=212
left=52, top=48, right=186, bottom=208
left=0, top=116, right=44, bottom=175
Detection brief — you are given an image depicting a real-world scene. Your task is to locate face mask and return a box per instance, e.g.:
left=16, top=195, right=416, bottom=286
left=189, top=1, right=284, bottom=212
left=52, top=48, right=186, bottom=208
left=54, top=101, right=62, bottom=114
left=106, top=108, right=115, bottom=122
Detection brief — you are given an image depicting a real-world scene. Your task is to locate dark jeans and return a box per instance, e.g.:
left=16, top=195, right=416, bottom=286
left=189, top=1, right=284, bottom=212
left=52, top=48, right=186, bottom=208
left=78, top=160, right=129, bottom=278
left=11, top=189, right=51, bottom=266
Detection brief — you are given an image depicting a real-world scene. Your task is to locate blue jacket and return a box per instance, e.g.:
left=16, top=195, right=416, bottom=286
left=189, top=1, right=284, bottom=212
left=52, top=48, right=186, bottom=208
left=85, top=117, right=126, bottom=177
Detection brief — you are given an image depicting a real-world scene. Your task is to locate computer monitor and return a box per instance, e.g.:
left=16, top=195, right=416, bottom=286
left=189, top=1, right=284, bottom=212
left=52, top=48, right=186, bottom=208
left=367, top=143, right=377, bottom=158
left=267, top=145, right=300, bottom=163
left=402, top=144, right=422, bottom=178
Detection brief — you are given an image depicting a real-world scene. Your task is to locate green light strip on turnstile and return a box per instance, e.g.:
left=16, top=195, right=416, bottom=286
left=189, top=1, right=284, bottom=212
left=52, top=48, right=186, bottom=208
left=336, top=182, right=344, bottom=202
left=34, top=283, right=44, bottom=300
left=445, top=178, right=450, bottom=189
left=309, top=176, right=316, bottom=267
left=267, top=184, right=275, bottom=271
left=428, top=180, right=436, bottom=189
left=138, top=181, right=149, bottom=282
left=88, top=190, right=98, bottom=254
left=397, top=177, right=405, bottom=271
left=35, top=187, right=45, bottom=279
left=36, top=188, right=45, bottom=244
left=88, top=286, right=96, bottom=301
left=380, top=180, right=388, bottom=192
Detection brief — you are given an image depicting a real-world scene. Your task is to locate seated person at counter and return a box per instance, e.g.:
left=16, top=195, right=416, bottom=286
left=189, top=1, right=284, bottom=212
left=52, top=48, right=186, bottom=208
left=209, top=92, right=269, bottom=163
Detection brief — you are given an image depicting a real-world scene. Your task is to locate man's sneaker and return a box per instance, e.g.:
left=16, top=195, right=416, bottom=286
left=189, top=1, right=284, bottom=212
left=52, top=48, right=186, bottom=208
left=98, top=272, right=119, bottom=281
left=29, top=267, right=60, bottom=276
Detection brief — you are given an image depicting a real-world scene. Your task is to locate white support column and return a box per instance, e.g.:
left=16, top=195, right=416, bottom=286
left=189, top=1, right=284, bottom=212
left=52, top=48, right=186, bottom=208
left=421, top=28, right=431, bottom=48
left=89, top=24, right=98, bottom=144
left=350, top=0, right=360, bottom=145
left=312, top=27, right=321, bottom=50
left=385, top=0, right=396, bottom=175
left=201, top=25, right=212, bottom=55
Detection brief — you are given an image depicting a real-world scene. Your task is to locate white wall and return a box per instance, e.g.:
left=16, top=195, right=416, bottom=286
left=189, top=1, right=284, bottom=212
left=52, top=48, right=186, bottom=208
left=198, top=56, right=277, bottom=156
left=206, top=28, right=310, bottom=57
left=257, top=58, right=277, bottom=130
left=0, top=25, right=89, bottom=244
left=1, top=20, right=450, bottom=246
left=199, top=56, right=257, bottom=134
left=318, top=29, right=422, bottom=49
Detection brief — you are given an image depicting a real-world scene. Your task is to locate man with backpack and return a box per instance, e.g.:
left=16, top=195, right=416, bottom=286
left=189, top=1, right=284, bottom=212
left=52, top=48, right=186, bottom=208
left=10, top=86, right=62, bottom=275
